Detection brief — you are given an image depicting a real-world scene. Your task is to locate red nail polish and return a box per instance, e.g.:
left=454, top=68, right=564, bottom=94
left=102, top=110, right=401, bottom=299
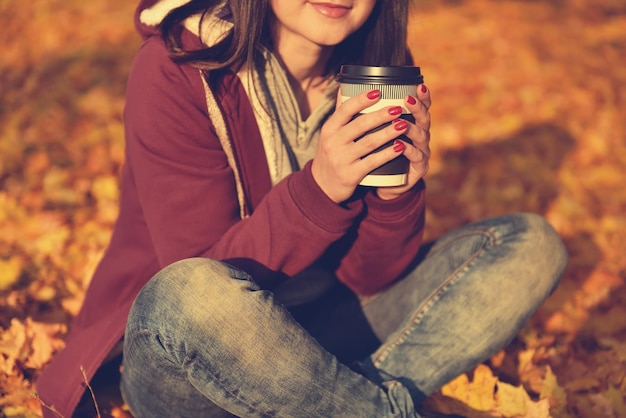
left=421, top=84, right=428, bottom=94
left=367, top=90, right=381, bottom=100
left=407, top=95, right=417, bottom=105
left=388, top=106, right=402, bottom=116
left=393, top=140, right=406, bottom=152
left=394, top=120, right=408, bottom=131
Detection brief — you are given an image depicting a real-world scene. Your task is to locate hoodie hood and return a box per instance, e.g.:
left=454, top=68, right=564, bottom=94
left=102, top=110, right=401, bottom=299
left=135, top=0, right=178, bottom=38
left=135, top=0, right=231, bottom=45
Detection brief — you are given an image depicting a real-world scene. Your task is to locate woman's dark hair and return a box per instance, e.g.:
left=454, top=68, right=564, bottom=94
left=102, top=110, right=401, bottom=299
left=161, top=0, right=410, bottom=75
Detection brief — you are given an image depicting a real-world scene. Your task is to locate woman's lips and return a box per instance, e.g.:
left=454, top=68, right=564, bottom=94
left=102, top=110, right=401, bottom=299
left=309, top=2, right=351, bottom=18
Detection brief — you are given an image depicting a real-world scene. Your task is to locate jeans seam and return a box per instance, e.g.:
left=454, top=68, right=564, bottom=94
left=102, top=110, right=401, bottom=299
left=430, top=226, right=500, bottom=255
left=370, top=228, right=497, bottom=367
left=360, top=226, right=501, bottom=309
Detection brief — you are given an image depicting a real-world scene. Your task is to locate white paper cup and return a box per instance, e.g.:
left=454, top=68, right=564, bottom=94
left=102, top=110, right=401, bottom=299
left=337, top=65, right=423, bottom=187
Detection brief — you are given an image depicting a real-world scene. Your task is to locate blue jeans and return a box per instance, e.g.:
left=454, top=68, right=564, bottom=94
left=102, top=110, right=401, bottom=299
left=121, top=213, right=567, bottom=417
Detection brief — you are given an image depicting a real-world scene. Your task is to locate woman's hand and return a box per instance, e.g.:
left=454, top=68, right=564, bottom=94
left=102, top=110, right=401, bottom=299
left=312, top=89, right=415, bottom=203
left=376, top=84, right=432, bottom=201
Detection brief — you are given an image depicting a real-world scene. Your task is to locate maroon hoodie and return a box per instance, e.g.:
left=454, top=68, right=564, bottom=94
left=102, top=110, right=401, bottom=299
left=36, top=1, right=425, bottom=416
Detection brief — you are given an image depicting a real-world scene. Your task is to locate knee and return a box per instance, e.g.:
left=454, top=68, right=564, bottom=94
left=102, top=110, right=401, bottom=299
left=155, top=257, right=253, bottom=291
left=503, top=213, right=568, bottom=302
left=128, top=258, right=256, bottom=333
left=522, top=213, right=568, bottom=276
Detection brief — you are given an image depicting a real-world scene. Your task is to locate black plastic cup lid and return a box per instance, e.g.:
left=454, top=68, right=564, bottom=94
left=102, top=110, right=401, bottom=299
left=337, top=65, right=423, bottom=85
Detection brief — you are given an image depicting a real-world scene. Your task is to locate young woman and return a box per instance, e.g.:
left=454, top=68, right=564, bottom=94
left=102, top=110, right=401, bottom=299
left=37, top=0, right=568, bottom=416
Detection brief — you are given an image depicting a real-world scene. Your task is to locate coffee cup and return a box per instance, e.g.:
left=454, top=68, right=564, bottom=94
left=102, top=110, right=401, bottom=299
left=337, top=65, right=423, bottom=187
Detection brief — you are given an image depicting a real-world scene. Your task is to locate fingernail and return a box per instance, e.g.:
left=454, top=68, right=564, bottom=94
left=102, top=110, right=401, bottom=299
left=393, top=119, right=408, bottom=131
left=407, top=95, right=417, bottom=105
left=367, top=89, right=381, bottom=100
left=393, top=140, right=406, bottom=152
left=388, top=106, right=402, bottom=116
left=421, top=84, right=428, bottom=93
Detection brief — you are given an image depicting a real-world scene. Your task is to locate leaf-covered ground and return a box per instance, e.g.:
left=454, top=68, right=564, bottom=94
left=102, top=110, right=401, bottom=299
left=1, top=0, right=625, bottom=417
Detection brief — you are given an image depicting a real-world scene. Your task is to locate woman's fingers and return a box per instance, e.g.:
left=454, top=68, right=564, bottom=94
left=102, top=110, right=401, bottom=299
left=353, top=118, right=410, bottom=169
left=405, top=84, right=431, bottom=130
left=400, top=84, right=431, bottom=162
left=417, top=83, right=432, bottom=110
left=330, top=89, right=381, bottom=127
left=403, top=119, right=430, bottom=158
left=314, top=90, right=408, bottom=202
left=313, top=85, right=432, bottom=202
left=373, top=85, right=433, bottom=200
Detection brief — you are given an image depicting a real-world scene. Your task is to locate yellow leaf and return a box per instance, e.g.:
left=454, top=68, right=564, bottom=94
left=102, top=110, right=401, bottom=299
left=441, top=364, right=498, bottom=412
left=92, top=175, right=120, bottom=222
left=32, top=284, right=57, bottom=302
left=495, top=381, right=530, bottom=417
left=110, top=405, right=133, bottom=418
left=42, top=167, right=81, bottom=205
left=540, top=366, right=567, bottom=409
left=33, top=227, right=70, bottom=260
left=468, top=365, right=498, bottom=411
left=517, top=348, right=535, bottom=377
left=0, top=319, right=28, bottom=374
left=23, top=319, right=66, bottom=370
left=441, top=372, right=471, bottom=401
left=91, top=175, right=119, bottom=203
left=2, top=405, right=42, bottom=418
left=523, top=398, right=552, bottom=418
left=0, top=257, right=23, bottom=291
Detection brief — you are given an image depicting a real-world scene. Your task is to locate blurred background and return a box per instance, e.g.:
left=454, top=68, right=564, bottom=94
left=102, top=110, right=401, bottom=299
left=1, top=0, right=625, bottom=416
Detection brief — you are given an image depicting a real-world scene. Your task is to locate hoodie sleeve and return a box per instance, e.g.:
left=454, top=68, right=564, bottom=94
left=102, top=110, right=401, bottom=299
left=334, top=182, right=426, bottom=295
left=124, top=35, right=364, bottom=287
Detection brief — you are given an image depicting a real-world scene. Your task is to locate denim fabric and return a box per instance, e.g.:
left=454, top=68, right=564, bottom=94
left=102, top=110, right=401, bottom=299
left=121, top=213, right=567, bottom=417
